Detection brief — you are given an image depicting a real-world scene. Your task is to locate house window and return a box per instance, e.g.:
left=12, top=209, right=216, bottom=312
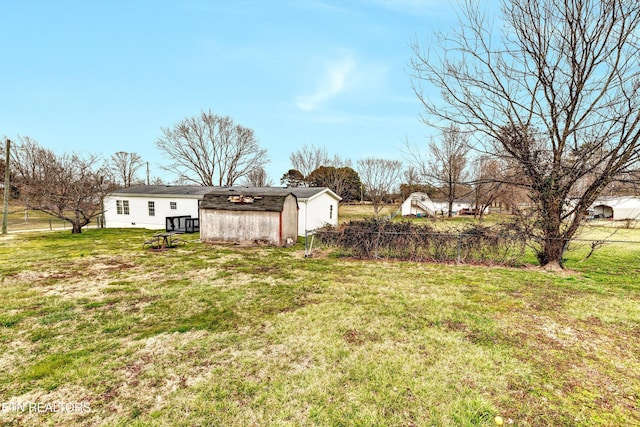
left=170, top=201, right=177, bottom=210
left=329, top=204, right=333, bottom=220
left=148, top=201, right=155, bottom=216
left=116, top=200, right=130, bottom=215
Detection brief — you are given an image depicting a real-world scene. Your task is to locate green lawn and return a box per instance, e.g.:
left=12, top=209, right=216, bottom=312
left=0, top=228, right=639, bottom=426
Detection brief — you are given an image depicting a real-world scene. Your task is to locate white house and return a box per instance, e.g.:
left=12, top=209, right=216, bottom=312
left=103, top=185, right=341, bottom=235
left=590, top=196, right=640, bottom=220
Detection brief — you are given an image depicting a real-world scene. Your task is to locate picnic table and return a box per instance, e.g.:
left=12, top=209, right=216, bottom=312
left=143, top=231, right=184, bottom=250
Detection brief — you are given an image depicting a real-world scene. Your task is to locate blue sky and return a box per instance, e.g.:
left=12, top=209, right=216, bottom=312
left=1, top=0, right=460, bottom=184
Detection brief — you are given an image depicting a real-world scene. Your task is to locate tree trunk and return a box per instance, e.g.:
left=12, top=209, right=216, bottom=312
left=538, top=237, right=566, bottom=269
left=72, top=210, right=83, bottom=233
left=71, top=222, right=83, bottom=233
left=536, top=192, right=568, bottom=268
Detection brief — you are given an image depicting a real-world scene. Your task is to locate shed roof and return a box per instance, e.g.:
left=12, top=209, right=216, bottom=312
left=109, top=185, right=339, bottom=201
left=200, top=191, right=297, bottom=212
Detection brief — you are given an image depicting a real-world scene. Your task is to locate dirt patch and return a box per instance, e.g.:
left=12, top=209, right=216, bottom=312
left=343, top=329, right=381, bottom=345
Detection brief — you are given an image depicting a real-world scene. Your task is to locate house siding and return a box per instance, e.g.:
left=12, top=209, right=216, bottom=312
left=104, top=194, right=200, bottom=229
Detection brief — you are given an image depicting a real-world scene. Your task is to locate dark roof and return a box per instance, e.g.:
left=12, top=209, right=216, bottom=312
left=200, top=191, right=297, bottom=212
left=110, top=185, right=215, bottom=197
left=109, top=185, right=340, bottom=200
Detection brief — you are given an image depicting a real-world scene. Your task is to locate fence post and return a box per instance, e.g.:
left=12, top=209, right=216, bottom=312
left=304, top=230, right=308, bottom=257
left=304, top=230, right=315, bottom=258
left=456, top=233, right=462, bottom=265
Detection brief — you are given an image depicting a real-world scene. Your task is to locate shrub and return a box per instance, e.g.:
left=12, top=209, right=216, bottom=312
left=315, top=219, right=527, bottom=265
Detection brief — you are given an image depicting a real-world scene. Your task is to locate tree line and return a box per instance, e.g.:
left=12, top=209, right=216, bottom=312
left=3, top=0, right=640, bottom=270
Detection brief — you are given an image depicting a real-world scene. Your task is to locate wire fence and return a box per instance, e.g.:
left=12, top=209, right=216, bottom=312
left=4, top=213, right=105, bottom=233
left=562, top=237, right=640, bottom=265
left=305, top=228, right=640, bottom=267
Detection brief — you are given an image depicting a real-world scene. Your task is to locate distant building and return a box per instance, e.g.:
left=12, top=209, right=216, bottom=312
left=590, top=196, right=640, bottom=220
left=401, top=192, right=436, bottom=217
left=401, top=192, right=488, bottom=217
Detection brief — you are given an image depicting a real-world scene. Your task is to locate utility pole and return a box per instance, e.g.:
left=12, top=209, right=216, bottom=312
left=146, top=162, right=150, bottom=185
left=2, top=138, right=10, bottom=235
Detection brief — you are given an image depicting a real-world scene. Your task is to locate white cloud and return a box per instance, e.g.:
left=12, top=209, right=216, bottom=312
left=296, top=56, right=356, bottom=111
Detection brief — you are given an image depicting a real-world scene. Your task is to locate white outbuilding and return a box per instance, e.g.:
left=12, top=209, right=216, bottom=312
left=401, top=192, right=437, bottom=217
left=590, top=196, right=640, bottom=220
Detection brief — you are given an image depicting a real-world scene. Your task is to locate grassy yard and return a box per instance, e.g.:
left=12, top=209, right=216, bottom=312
left=0, top=228, right=639, bottom=426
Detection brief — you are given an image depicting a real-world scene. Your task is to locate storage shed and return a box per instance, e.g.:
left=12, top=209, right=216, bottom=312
left=199, top=188, right=298, bottom=246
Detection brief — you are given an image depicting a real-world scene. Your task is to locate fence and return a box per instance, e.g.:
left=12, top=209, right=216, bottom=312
left=5, top=214, right=105, bottom=233
left=305, top=228, right=640, bottom=267
left=562, top=237, right=640, bottom=266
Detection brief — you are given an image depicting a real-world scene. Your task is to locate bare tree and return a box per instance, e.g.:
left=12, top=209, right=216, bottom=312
left=471, top=155, right=511, bottom=220
left=110, top=151, right=143, bottom=187
left=242, top=167, right=273, bottom=187
left=357, top=157, right=404, bottom=218
left=289, top=144, right=330, bottom=179
left=289, top=144, right=352, bottom=185
left=410, top=0, right=640, bottom=269
left=11, top=137, right=114, bottom=233
left=404, top=125, right=471, bottom=217
left=156, top=110, right=269, bottom=186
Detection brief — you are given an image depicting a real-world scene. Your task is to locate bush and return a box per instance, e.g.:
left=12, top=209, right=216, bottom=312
left=315, top=219, right=527, bottom=265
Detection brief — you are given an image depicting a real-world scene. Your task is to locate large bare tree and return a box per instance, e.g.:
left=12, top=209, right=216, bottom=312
left=404, top=125, right=471, bottom=217
left=109, top=151, right=144, bottom=187
left=156, top=110, right=269, bottom=186
left=410, top=0, right=640, bottom=269
left=289, top=144, right=331, bottom=179
left=357, top=157, right=404, bottom=218
left=11, top=137, right=114, bottom=233
left=289, top=144, right=351, bottom=185
left=242, top=167, right=273, bottom=187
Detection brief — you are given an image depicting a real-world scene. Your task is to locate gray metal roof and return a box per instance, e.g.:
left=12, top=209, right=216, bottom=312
left=110, top=185, right=216, bottom=197
left=109, top=185, right=340, bottom=200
